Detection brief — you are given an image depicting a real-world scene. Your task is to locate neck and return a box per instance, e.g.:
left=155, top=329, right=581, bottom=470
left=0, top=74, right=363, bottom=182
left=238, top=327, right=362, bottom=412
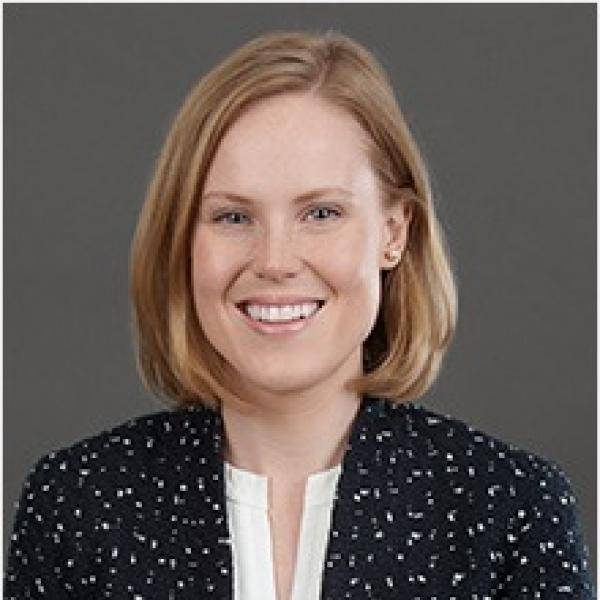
left=221, top=376, right=362, bottom=486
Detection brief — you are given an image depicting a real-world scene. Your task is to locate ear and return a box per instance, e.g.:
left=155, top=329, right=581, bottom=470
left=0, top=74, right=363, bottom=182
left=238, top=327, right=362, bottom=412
left=379, top=201, right=413, bottom=270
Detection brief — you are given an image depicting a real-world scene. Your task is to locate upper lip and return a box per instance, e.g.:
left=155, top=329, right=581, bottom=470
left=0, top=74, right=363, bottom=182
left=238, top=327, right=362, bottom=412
left=236, top=295, right=326, bottom=307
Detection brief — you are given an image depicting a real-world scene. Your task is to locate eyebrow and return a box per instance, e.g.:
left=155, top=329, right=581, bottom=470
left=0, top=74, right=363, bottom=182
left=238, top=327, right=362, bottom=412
left=201, top=187, right=354, bottom=205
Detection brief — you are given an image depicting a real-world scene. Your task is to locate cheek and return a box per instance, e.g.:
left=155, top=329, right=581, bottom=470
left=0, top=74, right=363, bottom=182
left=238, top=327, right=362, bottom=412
left=315, top=223, right=381, bottom=300
left=191, top=230, right=241, bottom=303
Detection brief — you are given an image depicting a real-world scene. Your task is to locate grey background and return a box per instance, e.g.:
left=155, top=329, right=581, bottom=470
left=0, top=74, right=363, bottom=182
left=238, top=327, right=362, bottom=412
left=4, top=3, right=596, bottom=578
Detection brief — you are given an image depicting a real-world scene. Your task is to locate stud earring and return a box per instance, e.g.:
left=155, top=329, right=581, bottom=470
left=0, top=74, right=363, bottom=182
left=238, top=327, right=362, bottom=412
left=384, top=249, right=402, bottom=262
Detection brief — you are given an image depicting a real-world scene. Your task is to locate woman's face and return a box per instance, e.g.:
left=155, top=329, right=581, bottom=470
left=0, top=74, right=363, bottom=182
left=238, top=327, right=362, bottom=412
left=191, top=92, right=410, bottom=399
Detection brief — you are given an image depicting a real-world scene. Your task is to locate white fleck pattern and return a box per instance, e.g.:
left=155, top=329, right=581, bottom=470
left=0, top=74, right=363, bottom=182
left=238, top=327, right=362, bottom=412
left=4, top=395, right=596, bottom=598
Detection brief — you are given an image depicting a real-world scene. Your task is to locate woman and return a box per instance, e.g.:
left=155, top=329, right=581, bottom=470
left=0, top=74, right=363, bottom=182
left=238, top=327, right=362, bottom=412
left=5, top=30, right=594, bottom=599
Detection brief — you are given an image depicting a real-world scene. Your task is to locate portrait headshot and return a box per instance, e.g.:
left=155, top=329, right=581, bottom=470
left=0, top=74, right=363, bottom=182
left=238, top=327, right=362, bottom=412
left=4, top=4, right=596, bottom=598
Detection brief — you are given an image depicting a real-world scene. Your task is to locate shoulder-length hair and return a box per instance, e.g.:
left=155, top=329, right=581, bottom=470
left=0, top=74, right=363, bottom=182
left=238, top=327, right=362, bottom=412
left=129, top=29, right=458, bottom=411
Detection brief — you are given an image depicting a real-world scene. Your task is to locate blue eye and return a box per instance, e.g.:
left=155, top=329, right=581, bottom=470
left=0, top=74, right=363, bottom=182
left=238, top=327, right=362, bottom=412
left=305, top=206, right=342, bottom=221
left=211, top=205, right=342, bottom=225
left=213, top=211, right=250, bottom=225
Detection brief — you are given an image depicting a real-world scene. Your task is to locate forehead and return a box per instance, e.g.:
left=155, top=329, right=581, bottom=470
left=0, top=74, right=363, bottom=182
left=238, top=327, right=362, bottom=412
left=204, top=93, right=377, bottom=197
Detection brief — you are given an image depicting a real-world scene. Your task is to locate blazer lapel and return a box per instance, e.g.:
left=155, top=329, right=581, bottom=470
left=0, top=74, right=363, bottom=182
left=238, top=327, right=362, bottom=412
left=319, top=396, right=419, bottom=598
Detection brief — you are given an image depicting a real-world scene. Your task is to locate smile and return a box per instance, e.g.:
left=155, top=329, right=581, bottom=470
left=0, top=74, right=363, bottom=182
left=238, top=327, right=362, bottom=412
left=234, top=300, right=326, bottom=335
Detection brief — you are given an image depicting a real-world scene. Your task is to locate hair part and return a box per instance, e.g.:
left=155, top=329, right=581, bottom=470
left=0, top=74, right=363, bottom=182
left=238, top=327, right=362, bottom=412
left=129, top=28, right=458, bottom=411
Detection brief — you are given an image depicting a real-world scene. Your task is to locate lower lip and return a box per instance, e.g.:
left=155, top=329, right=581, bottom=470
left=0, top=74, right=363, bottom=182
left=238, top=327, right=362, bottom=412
left=235, top=304, right=325, bottom=335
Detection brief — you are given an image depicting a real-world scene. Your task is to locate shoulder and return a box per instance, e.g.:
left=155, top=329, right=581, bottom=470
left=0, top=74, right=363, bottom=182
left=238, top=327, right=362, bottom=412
left=379, top=398, right=578, bottom=503
left=383, top=399, right=590, bottom=553
left=17, top=403, right=219, bottom=495
left=384, top=398, right=563, bottom=466
left=5, top=405, right=223, bottom=596
left=375, top=399, right=594, bottom=595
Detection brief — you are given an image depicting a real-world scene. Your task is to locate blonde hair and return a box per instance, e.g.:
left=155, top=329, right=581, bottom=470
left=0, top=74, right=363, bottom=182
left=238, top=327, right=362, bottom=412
left=129, top=29, right=458, bottom=411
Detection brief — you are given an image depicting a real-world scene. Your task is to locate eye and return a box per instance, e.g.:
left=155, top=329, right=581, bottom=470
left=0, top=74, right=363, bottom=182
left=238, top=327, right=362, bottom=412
left=305, top=206, right=342, bottom=222
left=212, top=211, right=251, bottom=225
left=210, top=205, right=343, bottom=225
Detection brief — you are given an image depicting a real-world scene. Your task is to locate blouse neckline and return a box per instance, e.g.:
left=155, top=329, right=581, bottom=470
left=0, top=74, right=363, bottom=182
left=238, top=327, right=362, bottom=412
left=224, top=460, right=342, bottom=510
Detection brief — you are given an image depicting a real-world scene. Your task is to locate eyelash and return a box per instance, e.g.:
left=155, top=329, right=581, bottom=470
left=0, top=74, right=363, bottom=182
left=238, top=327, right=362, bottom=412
left=212, top=206, right=343, bottom=225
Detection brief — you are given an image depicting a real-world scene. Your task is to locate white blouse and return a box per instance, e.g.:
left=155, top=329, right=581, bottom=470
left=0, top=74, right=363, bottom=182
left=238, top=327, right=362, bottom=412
left=224, top=460, right=343, bottom=600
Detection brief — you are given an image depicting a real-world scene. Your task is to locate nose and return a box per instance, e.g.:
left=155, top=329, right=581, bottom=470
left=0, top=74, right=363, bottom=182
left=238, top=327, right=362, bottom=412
left=251, top=221, right=299, bottom=281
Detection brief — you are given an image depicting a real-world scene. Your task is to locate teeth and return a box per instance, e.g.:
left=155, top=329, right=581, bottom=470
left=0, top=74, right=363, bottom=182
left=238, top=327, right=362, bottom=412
left=244, top=302, right=321, bottom=322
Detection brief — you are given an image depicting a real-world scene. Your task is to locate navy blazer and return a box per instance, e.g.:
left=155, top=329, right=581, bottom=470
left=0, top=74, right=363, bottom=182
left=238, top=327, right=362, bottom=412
left=5, top=395, right=596, bottom=598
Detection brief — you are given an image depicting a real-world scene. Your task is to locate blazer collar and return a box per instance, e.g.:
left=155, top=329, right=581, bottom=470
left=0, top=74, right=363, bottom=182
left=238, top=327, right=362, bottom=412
left=179, top=394, right=415, bottom=599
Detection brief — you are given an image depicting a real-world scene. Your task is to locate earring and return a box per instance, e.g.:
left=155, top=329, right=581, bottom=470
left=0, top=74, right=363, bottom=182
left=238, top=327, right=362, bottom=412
left=384, top=249, right=402, bottom=263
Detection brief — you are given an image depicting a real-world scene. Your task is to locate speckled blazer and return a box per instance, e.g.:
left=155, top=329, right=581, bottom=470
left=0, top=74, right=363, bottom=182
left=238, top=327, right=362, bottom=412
left=5, top=395, right=596, bottom=599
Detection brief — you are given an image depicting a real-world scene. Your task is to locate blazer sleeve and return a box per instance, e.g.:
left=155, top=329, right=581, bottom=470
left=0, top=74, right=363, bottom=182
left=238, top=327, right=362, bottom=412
left=500, top=459, right=596, bottom=598
left=4, top=453, right=70, bottom=599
